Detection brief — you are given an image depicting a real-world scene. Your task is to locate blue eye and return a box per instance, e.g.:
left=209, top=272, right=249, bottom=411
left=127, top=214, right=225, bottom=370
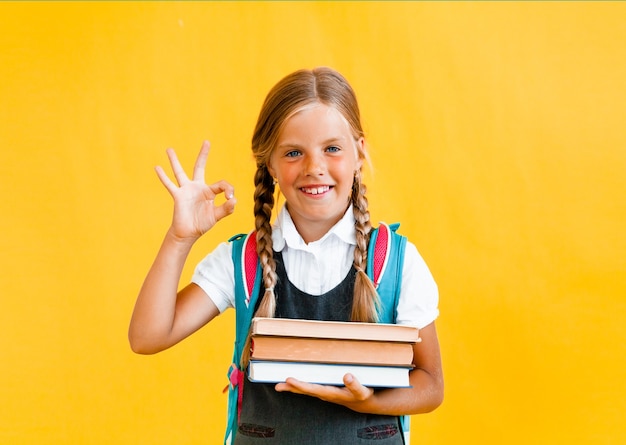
left=326, top=146, right=340, bottom=153
left=286, top=150, right=301, bottom=157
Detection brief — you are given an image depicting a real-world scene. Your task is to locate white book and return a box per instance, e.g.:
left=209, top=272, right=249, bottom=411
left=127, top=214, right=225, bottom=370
left=248, top=360, right=412, bottom=388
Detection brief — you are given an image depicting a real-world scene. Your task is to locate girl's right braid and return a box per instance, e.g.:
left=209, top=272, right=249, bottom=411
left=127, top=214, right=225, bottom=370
left=252, top=166, right=278, bottom=319
left=240, top=167, right=277, bottom=368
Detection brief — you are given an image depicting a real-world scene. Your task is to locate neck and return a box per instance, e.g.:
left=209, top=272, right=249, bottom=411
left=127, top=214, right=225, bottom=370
left=286, top=204, right=351, bottom=244
left=295, top=222, right=334, bottom=244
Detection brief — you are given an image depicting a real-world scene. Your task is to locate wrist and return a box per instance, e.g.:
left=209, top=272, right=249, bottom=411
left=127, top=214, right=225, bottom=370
left=163, top=228, right=198, bottom=250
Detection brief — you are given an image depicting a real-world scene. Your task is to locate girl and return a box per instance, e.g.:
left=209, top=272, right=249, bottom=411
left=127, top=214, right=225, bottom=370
left=129, top=67, right=443, bottom=444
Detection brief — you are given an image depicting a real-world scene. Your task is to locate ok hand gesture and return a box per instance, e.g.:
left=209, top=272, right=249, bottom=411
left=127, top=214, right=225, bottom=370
left=155, top=141, right=236, bottom=243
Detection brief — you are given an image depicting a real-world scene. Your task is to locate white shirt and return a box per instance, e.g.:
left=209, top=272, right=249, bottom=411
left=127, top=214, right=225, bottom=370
left=192, top=206, right=439, bottom=328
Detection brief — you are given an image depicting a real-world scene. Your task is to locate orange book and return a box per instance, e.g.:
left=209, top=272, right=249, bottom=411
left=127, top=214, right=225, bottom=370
left=250, top=317, right=421, bottom=343
left=251, top=335, right=414, bottom=367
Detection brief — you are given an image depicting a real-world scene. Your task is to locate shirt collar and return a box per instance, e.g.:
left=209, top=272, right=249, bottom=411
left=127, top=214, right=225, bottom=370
left=272, top=204, right=357, bottom=251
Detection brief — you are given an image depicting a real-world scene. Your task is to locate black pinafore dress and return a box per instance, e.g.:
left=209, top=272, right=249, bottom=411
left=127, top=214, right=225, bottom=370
left=234, top=252, right=404, bottom=445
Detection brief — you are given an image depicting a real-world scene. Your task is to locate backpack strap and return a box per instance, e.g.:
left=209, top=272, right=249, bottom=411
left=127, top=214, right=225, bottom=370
left=224, top=231, right=262, bottom=445
left=367, top=222, right=407, bottom=324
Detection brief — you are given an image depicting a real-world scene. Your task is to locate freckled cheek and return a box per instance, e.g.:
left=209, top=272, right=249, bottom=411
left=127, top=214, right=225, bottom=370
left=335, top=165, right=357, bottom=183
left=278, top=168, right=300, bottom=187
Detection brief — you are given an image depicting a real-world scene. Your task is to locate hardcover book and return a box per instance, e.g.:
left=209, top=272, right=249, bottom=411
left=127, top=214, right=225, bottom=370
left=251, top=335, right=414, bottom=367
left=248, top=360, right=412, bottom=388
left=250, top=317, right=421, bottom=343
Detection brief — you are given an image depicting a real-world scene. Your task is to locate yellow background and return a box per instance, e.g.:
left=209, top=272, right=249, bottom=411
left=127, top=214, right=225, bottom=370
left=1, top=2, right=624, bottom=444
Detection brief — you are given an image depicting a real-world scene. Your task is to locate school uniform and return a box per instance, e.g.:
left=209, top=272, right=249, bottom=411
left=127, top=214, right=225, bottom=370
left=192, top=206, right=439, bottom=444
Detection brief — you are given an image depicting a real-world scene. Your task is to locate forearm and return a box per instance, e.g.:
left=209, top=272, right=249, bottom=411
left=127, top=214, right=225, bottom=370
left=128, top=230, right=195, bottom=353
left=344, top=322, right=444, bottom=416
left=359, top=367, right=444, bottom=416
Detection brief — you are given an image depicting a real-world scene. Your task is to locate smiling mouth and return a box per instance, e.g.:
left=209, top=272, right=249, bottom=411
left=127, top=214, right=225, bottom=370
left=301, top=185, right=331, bottom=195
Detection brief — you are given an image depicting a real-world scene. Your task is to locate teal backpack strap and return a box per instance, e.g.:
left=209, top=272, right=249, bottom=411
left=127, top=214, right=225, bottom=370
left=367, top=222, right=406, bottom=324
left=224, top=231, right=262, bottom=445
left=367, top=222, right=410, bottom=442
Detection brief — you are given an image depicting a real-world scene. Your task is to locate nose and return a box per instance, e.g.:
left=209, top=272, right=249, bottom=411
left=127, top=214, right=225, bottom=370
left=304, top=152, right=326, bottom=176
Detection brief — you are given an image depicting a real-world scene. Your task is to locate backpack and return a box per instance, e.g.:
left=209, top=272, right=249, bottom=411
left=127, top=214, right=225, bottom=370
left=224, top=223, right=409, bottom=445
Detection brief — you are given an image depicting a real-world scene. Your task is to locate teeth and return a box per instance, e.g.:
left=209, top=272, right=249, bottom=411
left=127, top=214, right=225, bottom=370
left=302, top=186, right=330, bottom=195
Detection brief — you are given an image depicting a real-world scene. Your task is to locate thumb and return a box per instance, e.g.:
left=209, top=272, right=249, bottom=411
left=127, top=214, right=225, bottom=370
left=343, top=373, right=371, bottom=401
left=213, top=196, right=237, bottom=222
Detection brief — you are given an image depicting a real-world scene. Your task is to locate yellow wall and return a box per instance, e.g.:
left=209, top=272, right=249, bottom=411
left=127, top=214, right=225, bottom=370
left=1, top=2, right=624, bottom=443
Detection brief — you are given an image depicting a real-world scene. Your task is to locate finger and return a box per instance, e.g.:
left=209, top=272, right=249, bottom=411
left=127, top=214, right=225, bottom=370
left=165, top=148, right=189, bottom=186
left=155, top=165, right=178, bottom=195
left=276, top=378, right=342, bottom=399
left=342, top=374, right=372, bottom=401
left=192, top=141, right=210, bottom=182
left=275, top=378, right=314, bottom=395
left=208, top=180, right=235, bottom=200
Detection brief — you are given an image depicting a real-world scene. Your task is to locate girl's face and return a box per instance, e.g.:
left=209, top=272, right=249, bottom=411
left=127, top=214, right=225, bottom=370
left=268, top=103, right=363, bottom=243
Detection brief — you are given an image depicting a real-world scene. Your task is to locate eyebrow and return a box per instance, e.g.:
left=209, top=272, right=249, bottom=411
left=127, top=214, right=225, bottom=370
left=277, top=137, right=346, bottom=149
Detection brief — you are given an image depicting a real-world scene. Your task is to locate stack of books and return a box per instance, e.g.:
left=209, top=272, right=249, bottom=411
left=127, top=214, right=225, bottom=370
left=247, top=317, right=421, bottom=388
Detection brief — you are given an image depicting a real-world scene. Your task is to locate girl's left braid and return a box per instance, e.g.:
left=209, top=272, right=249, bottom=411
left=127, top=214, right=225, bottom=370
left=351, top=169, right=380, bottom=322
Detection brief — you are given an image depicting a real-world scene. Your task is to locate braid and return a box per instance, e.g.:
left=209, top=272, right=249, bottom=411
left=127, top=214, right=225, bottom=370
left=351, top=169, right=380, bottom=322
left=253, top=165, right=278, bottom=319
left=240, top=166, right=277, bottom=367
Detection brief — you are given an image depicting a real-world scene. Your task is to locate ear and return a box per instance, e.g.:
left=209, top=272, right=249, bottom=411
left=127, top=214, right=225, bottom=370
left=355, top=137, right=366, bottom=170
left=266, top=162, right=276, bottom=179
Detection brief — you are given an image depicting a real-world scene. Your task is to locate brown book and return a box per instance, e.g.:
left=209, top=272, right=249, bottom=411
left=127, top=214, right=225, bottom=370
left=251, top=335, right=414, bottom=366
left=250, top=317, right=421, bottom=343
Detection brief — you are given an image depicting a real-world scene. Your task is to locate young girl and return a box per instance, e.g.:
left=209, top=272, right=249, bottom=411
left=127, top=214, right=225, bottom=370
left=129, top=67, right=443, bottom=444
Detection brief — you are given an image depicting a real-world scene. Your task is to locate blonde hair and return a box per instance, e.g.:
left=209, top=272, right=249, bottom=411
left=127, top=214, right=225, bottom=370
left=251, top=67, right=380, bottom=323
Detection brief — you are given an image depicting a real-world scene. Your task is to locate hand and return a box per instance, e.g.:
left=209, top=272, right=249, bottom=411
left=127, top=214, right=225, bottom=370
left=275, top=373, right=374, bottom=410
left=155, top=141, right=236, bottom=242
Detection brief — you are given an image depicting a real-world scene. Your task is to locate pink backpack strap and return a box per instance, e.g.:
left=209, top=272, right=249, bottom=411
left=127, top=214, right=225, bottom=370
left=242, top=231, right=258, bottom=306
left=371, top=222, right=392, bottom=288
